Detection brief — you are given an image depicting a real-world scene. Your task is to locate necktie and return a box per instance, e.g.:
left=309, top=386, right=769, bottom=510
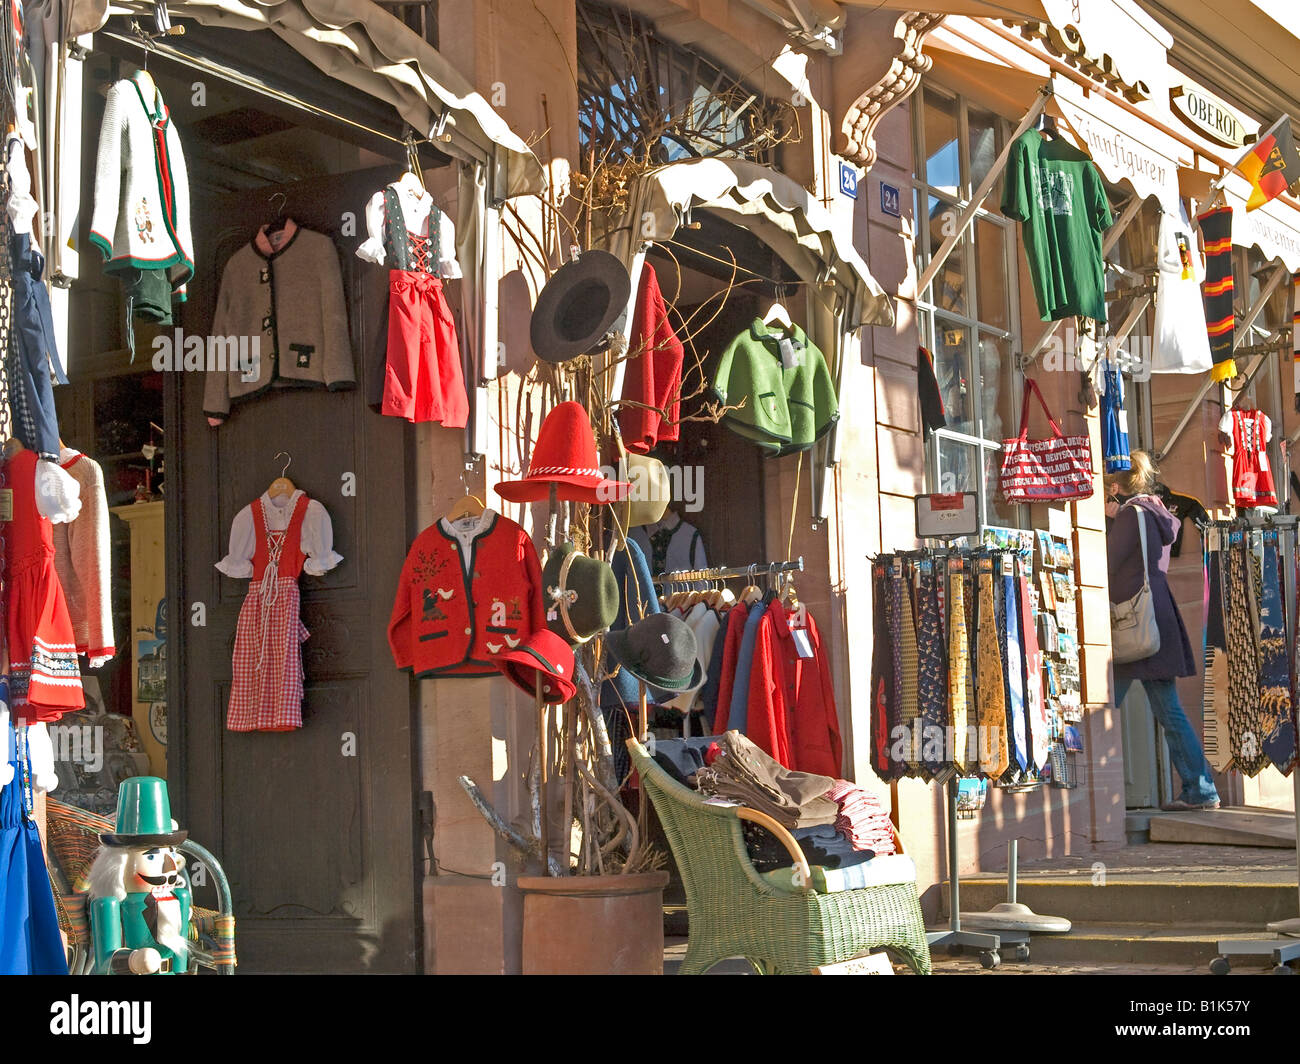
left=915, top=560, right=949, bottom=779
left=1018, top=556, right=1051, bottom=772
left=888, top=560, right=906, bottom=765
left=869, top=560, right=895, bottom=780
left=1003, top=563, right=1029, bottom=774
left=1259, top=529, right=1297, bottom=773
left=1202, top=529, right=1232, bottom=772
left=947, top=558, right=969, bottom=772
left=976, top=558, right=1008, bottom=778
left=899, top=551, right=920, bottom=733
left=1227, top=531, right=1267, bottom=776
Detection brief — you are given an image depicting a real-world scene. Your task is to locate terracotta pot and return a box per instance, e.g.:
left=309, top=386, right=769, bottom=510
left=517, top=871, right=669, bottom=975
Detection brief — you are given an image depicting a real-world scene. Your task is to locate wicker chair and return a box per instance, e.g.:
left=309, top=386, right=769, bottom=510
left=628, top=739, right=931, bottom=975
left=44, top=797, right=237, bottom=975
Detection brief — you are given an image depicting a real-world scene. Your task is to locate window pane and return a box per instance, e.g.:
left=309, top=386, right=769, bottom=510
left=936, top=435, right=978, bottom=496
left=926, top=195, right=969, bottom=315
left=922, top=91, right=959, bottom=196
left=934, top=319, right=974, bottom=435
left=968, top=106, right=1001, bottom=202
left=974, top=217, right=1009, bottom=332
left=976, top=332, right=1015, bottom=443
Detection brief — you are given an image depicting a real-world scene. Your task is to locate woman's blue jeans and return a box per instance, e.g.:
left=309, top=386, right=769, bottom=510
left=1116, top=676, right=1220, bottom=805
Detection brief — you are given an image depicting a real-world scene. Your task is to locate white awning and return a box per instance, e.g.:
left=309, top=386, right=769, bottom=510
left=1223, top=179, right=1300, bottom=272
left=622, top=157, right=894, bottom=328
left=1052, top=76, right=1185, bottom=216
left=93, top=0, right=545, bottom=197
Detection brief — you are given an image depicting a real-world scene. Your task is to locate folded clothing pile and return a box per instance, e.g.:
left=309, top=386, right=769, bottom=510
left=825, top=779, right=896, bottom=857
left=693, top=730, right=838, bottom=830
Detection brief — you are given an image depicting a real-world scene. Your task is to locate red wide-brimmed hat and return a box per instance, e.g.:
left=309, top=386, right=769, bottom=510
left=492, top=629, right=578, bottom=704
left=496, top=401, right=630, bottom=504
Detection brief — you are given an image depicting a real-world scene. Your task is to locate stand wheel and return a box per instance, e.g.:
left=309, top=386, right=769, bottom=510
left=1209, top=956, right=1231, bottom=976
left=946, top=944, right=963, bottom=956
left=1273, top=964, right=1295, bottom=975
left=979, top=950, right=1001, bottom=970
left=1013, top=944, right=1031, bottom=962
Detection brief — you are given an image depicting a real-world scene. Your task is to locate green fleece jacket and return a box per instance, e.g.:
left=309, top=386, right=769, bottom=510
left=712, top=320, right=838, bottom=455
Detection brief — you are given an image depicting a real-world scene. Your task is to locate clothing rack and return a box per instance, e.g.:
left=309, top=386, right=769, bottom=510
left=652, top=556, right=804, bottom=587
left=1203, top=516, right=1300, bottom=973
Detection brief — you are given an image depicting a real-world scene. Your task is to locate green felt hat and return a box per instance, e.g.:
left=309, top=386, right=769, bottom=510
left=604, top=612, right=703, bottom=691
left=99, top=776, right=188, bottom=848
left=541, top=543, right=620, bottom=645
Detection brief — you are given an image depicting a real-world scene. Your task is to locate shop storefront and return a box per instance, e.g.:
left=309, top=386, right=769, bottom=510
left=2, top=0, right=1298, bottom=980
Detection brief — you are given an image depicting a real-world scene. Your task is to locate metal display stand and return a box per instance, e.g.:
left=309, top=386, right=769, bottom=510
left=959, top=839, right=1071, bottom=963
left=927, top=776, right=1007, bottom=969
left=1206, top=516, right=1300, bottom=974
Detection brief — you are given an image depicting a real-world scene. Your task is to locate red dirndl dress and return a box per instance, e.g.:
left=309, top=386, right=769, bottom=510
left=4, top=448, right=84, bottom=722
left=226, top=493, right=312, bottom=732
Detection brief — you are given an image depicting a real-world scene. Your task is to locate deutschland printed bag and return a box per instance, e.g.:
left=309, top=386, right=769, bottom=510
left=1000, top=378, right=1094, bottom=503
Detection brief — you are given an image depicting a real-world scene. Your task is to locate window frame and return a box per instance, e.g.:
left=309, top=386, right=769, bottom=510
left=911, top=82, right=1025, bottom=531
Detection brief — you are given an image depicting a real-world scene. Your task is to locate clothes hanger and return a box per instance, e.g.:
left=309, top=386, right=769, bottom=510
left=267, top=192, right=289, bottom=237
left=740, top=564, right=762, bottom=605
left=762, top=299, right=792, bottom=331
left=267, top=451, right=296, bottom=499
left=400, top=133, right=428, bottom=194
left=1037, top=112, right=1058, bottom=140
left=445, top=461, right=486, bottom=522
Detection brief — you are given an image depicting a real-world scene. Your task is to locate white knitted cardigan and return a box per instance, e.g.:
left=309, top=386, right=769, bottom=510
left=52, top=450, right=116, bottom=666
left=89, top=73, right=194, bottom=294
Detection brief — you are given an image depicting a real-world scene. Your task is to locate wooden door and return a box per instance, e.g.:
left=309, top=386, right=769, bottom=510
left=169, top=169, right=419, bottom=972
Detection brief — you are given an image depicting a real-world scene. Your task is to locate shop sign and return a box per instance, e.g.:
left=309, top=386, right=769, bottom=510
left=1169, top=85, right=1246, bottom=149
left=839, top=160, right=858, bottom=199
left=879, top=180, right=900, bottom=217
left=915, top=492, right=979, bottom=540
left=1013, top=20, right=1150, bottom=102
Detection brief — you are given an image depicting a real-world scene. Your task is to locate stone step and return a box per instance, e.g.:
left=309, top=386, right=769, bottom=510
left=948, top=922, right=1289, bottom=969
left=1148, top=808, right=1296, bottom=848
left=951, top=877, right=1298, bottom=926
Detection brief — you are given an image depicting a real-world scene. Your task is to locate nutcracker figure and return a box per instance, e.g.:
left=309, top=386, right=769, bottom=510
left=86, top=777, right=191, bottom=974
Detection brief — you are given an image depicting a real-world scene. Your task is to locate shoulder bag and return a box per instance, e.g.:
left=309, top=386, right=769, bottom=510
left=1000, top=378, right=1094, bottom=503
left=1110, top=503, right=1162, bottom=664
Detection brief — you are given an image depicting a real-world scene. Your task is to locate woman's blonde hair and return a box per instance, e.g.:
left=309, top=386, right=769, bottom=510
left=1105, top=449, right=1159, bottom=496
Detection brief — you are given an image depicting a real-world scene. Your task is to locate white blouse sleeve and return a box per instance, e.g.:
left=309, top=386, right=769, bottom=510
left=215, top=504, right=256, bottom=578
left=355, top=189, right=387, bottom=264
left=302, top=499, right=343, bottom=576
left=34, top=460, right=82, bottom=524
left=438, top=207, right=462, bottom=279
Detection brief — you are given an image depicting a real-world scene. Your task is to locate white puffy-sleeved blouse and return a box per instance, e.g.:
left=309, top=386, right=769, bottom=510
left=215, top=491, right=342, bottom=578
left=355, top=182, right=461, bottom=278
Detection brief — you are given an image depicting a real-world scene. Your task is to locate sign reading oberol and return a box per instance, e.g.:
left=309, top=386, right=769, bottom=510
left=1170, top=85, right=1246, bottom=149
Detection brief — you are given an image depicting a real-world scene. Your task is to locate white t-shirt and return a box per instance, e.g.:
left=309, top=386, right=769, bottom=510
left=1151, top=207, right=1212, bottom=375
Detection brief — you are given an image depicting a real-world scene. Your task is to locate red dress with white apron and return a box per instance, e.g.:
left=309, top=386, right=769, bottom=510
left=4, top=448, right=84, bottom=722
left=357, top=182, right=467, bottom=427
left=224, top=492, right=321, bottom=732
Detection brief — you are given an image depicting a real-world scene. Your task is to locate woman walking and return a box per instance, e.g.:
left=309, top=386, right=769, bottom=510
left=1106, top=450, right=1220, bottom=810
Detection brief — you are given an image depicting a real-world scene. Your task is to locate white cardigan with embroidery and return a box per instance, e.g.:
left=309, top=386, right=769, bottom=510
left=89, top=74, right=194, bottom=295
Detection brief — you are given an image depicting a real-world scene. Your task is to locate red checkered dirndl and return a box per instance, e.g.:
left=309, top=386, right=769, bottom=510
left=226, top=574, right=309, bottom=732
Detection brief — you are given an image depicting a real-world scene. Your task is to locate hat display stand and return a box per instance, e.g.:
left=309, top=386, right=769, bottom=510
left=957, top=839, right=1072, bottom=963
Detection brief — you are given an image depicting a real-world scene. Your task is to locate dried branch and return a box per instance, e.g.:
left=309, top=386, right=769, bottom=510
left=458, top=775, right=565, bottom=877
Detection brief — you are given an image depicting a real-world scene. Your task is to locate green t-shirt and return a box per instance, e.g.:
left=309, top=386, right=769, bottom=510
left=1001, top=130, right=1113, bottom=323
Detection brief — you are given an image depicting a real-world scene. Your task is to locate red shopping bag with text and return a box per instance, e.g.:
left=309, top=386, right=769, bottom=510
left=999, top=378, right=1094, bottom=503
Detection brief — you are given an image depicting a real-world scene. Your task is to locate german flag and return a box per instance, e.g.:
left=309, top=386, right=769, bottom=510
left=1236, top=116, right=1300, bottom=211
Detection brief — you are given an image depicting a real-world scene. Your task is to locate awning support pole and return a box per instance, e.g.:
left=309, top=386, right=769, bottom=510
left=1227, top=331, right=1290, bottom=413
left=915, top=84, right=1052, bottom=302
left=1017, top=193, right=1145, bottom=370
left=1155, top=263, right=1290, bottom=460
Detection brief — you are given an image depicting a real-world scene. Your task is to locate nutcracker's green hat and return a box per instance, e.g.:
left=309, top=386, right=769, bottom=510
left=100, top=776, right=188, bottom=847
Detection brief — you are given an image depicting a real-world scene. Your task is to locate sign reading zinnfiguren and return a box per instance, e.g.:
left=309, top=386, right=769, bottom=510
left=1170, top=85, right=1246, bottom=149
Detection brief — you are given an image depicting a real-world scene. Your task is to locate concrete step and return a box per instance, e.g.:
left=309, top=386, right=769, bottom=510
left=952, top=877, right=1298, bottom=926
left=1149, top=808, right=1296, bottom=848
left=951, top=922, right=1288, bottom=968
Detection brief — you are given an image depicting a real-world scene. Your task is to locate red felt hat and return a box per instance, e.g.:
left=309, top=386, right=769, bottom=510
left=492, top=629, right=578, bottom=704
left=496, top=401, right=630, bottom=504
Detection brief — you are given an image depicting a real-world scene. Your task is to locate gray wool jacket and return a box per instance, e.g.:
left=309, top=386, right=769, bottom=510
left=203, top=222, right=355, bottom=420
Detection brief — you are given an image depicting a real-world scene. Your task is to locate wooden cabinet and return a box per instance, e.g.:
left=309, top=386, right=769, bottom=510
left=111, top=501, right=167, bottom=776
